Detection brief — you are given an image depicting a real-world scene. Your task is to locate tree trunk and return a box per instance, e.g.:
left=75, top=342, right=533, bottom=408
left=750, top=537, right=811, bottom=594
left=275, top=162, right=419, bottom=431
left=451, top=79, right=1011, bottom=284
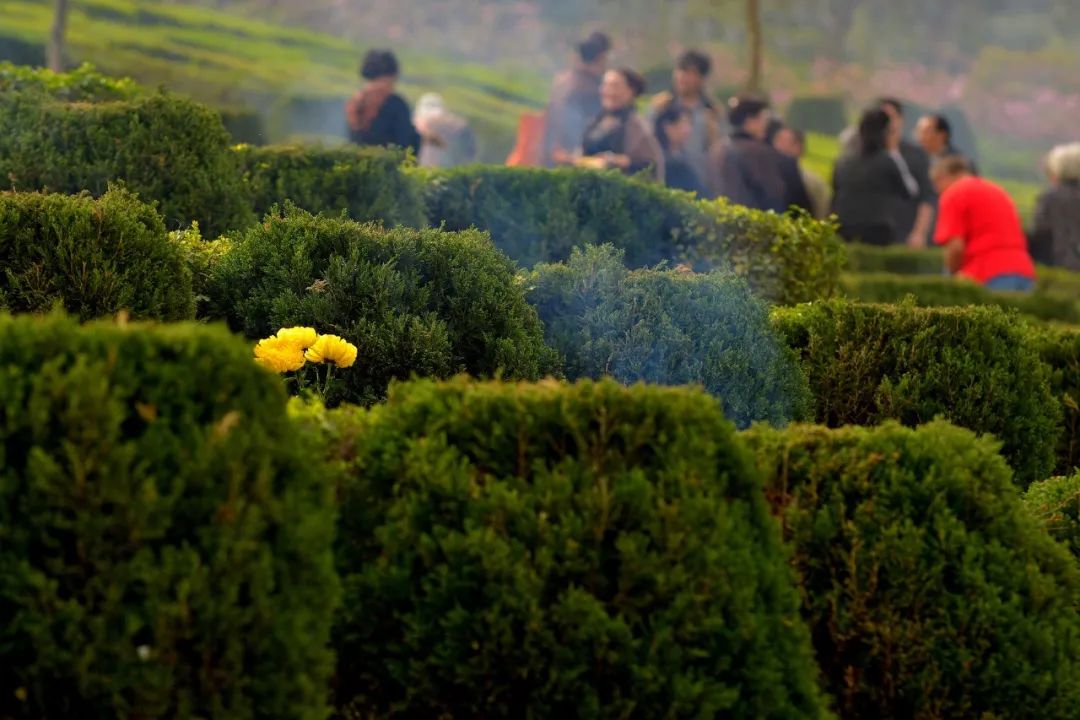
left=48, top=0, right=70, bottom=72
left=745, top=0, right=763, bottom=92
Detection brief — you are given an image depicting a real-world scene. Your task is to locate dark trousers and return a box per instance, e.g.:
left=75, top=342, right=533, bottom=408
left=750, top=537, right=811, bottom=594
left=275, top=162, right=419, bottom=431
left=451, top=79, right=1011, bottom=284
left=840, top=224, right=897, bottom=247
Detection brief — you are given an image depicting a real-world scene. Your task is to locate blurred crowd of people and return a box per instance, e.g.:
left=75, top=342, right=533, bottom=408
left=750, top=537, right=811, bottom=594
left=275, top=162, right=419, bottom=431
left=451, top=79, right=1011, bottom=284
left=345, top=39, right=1080, bottom=293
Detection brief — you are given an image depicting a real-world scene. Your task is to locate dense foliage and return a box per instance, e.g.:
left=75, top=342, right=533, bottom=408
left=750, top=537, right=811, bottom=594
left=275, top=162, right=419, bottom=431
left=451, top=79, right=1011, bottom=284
left=527, top=245, right=811, bottom=427
left=313, top=377, right=829, bottom=719
left=208, top=208, right=558, bottom=405
left=0, top=61, right=140, bottom=101
left=1030, top=324, right=1080, bottom=474
left=772, top=300, right=1061, bottom=485
left=0, top=190, right=194, bottom=321
left=0, top=89, right=253, bottom=236
left=235, top=144, right=427, bottom=228
left=745, top=421, right=1080, bottom=720
left=0, top=314, right=338, bottom=719
left=422, top=166, right=845, bottom=304
left=1024, top=473, right=1080, bottom=561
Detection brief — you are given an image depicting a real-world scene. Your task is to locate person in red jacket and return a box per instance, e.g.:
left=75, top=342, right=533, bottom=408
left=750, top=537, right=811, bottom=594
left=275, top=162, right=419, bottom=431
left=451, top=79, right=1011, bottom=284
left=932, top=155, right=1036, bottom=292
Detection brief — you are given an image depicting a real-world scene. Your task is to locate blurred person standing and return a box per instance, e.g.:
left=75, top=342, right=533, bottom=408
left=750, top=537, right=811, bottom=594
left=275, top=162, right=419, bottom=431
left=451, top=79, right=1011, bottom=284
left=346, top=50, right=421, bottom=153
left=1030, top=142, right=1080, bottom=270
left=770, top=122, right=829, bottom=219
left=832, top=109, right=917, bottom=246
left=654, top=106, right=708, bottom=195
left=708, top=96, right=811, bottom=213
left=541, top=31, right=611, bottom=168
left=933, top=155, right=1036, bottom=291
left=648, top=50, right=722, bottom=187
left=413, top=93, right=477, bottom=168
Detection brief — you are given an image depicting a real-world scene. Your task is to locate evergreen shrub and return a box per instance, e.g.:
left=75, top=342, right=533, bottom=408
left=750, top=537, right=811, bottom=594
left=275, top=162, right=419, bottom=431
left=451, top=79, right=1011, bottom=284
left=235, top=144, right=426, bottom=228
left=527, top=244, right=811, bottom=427
left=842, top=243, right=945, bottom=275
left=0, top=189, right=194, bottom=321
left=1024, top=473, right=1080, bottom=561
left=744, top=421, right=1080, bottom=720
left=0, top=89, right=253, bottom=235
left=208, top=208, right=559, bottom=405
left=316, top=377, right=830, bottom=719
left=0, top=314, right=338, bottom=719
left=772, top=300, right=1061, bottom=485
left=0, top=61, right=140, bottom=101
left=1030, top=324, right=1080, bottom=474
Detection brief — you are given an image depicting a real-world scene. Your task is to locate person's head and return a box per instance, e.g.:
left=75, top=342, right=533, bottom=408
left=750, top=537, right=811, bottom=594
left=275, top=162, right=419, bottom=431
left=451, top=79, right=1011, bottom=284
left=728, top=95, right=771, bottom=140
left=655, top=106, right=693, bottom=152
left=360, top=50, right=400, bottom=94
left=857, top=108, right=894, bottom=157
left=1045, top=143, right=1080, bottom=185
left=673, top=50, right=711, bottom=98
left=577, top=31, right=611, bottom=75
left=414, top=93, right=446, bottom=125
left=916, top=114, right=952, bottom=156
left=773, top=126, right=805, bottom=159
left=601, top=68, right=646, bottom=112
left=878, top=97, right=905, bottom=135
left=930, top=154, right=973, bottom=195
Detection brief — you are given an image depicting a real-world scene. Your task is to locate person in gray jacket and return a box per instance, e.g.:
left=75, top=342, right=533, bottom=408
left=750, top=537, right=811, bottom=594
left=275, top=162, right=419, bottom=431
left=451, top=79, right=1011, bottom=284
left=1031, top=142, right=1080, bottom=270
left=414, top=93, right=477, bottom=168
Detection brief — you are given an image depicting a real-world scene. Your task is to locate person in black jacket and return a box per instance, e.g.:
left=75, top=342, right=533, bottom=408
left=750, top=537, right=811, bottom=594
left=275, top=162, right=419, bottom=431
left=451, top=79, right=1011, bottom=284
left=654, top=105, right=709, bottom=195
left=345, top=50, right=421, bottom=153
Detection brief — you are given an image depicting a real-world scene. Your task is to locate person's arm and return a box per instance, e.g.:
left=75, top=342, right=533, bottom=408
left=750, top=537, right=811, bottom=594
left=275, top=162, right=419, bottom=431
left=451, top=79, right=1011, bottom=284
left=942, top=237, right=965, bottom=274
left=933, top=186, right=967, bottom=275
left=907, top=146, right=935, bottom=247
left=909, top=202, right=934, bottom=249
left=1029, top=192, right=1054, bottom=265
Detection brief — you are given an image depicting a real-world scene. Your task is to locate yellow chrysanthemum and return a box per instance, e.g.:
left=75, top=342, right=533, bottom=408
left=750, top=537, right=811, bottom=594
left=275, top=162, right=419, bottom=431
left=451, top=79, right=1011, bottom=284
left=305, top=334, right=358, bottom=369
left=254, top=336, right=306, bottom=373
left=275, top=326, right=318, bottom=351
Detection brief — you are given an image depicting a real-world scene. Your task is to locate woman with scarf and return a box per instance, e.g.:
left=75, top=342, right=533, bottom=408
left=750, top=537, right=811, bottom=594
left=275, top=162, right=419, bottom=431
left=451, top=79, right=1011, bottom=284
left=345, top=50, right=421, bottom=153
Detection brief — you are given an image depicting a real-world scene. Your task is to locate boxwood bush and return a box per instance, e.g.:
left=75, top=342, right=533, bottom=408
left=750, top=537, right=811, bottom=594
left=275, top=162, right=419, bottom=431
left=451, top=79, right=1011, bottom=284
left=312, top=377, right=829, bottom=719
left=0, top=61, right=140, bottom=101
left=0, top=189, right=194, bottom=321
left=527, top=244, right=811, bottom=427
left=0, top=313, right=338, bottom=719
left=1024, top=474, right=1080, bottom=561
left=1030, top=324, right=1080, bottom=474
left=421, top=166, right=844, bottom=304
left=843, top=243, right=945, bottom=275
left=235, top=144, right=426, bottom=228
left=207, top=207, right=559, bottom=405
left=772, top=300, right=1061, bottom=485
left=744, top=421, right=1080, bottom=719
left=0, top=89, right=253, bottom=236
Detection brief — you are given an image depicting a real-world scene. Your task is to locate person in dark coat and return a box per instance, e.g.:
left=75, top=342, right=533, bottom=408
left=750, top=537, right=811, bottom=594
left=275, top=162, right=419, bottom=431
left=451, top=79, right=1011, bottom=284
left=1031, top=142, right=1080, bottom=270
left=832, top=108, right=918, bottom=246
left=708, top=96, right=812, bottom=213
left=345, top=50, right=421, bottom=153
left=648, top=50, right=724, bottom=187
left=654, top=106, right=708, bottom=195
left=541, top=31, right=611, bottom=167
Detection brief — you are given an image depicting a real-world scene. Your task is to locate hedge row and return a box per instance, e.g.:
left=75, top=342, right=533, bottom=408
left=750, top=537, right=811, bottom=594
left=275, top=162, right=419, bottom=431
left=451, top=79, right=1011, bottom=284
left=0, top=314, right=337, bottom=719
left=422, top=166, right=845, bottom=304
left=527, top=244, right=811, bottom=427
left=772, top=300, right=1061, bottom=485
left=1031, top=325, right=1080, bottom=474
left=1025, top=474, right=1080, bottom=562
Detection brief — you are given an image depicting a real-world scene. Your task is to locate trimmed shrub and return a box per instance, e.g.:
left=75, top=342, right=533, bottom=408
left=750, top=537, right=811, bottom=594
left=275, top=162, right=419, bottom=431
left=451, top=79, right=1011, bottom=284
left=772, top=300, right=1061, bottom=485
left=422, top=166, right=845, bottom=304
left=843, top=243, right=944, bottom=275
left=0, top=189, right=194, bottom=321
left=235, top=144, right=426, bottom=228
left=315, top=377, right=829, bottom=718
left=1024, top=474, right=1080, bottom=561
left=0, top=61, right=140, bottom=101
left=0, top=89, right=254, bottom=235
left=840, top=272, right=1080, bottom=324
left=785, top=95, right=848, bottom=136
left=171, top=223, right=229, bottom=319
left=207, top=207, right=559, bottom=405
left=1030, top=325, right=1080, bottom=474
left=0, top=313, right=338, bottom=719
left=527, top=244, right=811, bottom=427
left=744, top=421, right=1080, bottom=720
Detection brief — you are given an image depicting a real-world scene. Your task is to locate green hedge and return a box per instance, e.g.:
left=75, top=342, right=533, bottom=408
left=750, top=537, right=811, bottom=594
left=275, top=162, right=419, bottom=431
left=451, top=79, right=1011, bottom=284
left=0, top=189, right=194, bottom=321
left=772, top=300, right=1061, bottom=485
left=0, top=61, right=140, bottom=101
left=744, top=421, right=1080, bottom=719
left=840, top=272, right=1080, bottom=324
left=785, top=95, right=848, bottom=136
left=235, top=144, right=426, bottom=228
left=527, top=244, right=811, bottom=427
left=0, top=314, right=337, bottom=719
left=0, top=89, right=253, bottom=236
left=843, top=243, right=945, bottom=275
left=421, top=166, right=845, bottom=304
left=1024, top=474, right=1080, bottom=561
left=1031, top=325, right=1080, bottom=474
left=313, top=377, right=829, bottom=718
left=207, top=208, right=559, bottom=405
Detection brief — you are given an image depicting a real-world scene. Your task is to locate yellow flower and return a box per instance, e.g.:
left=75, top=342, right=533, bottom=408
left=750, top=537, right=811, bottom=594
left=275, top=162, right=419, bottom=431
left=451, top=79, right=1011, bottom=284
left=305, top=334, right=358, bottom=369
left=275, top=326, right=318, bottom=351
left=254, top=336, right=306, bottom=373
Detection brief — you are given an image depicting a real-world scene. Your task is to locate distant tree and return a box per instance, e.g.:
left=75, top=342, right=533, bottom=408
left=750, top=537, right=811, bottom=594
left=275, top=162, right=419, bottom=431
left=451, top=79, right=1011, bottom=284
left=48, top=0, right=69, bottom=71
left=745, top=0, right=762, bottom=91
